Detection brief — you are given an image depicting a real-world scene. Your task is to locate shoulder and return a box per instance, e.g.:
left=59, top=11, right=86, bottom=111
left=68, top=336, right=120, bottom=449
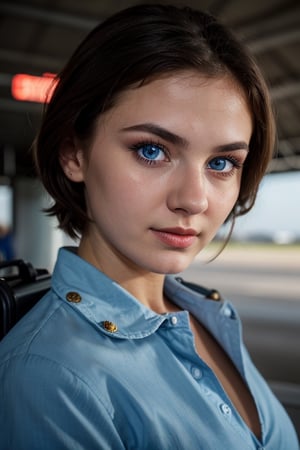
left=0, top=348, right=125, bottom=449
left=0, top=289, right=60, bottom=357
left=0, top=294, right=116, bottom=418
left=0, top=286, right=119, bottom=400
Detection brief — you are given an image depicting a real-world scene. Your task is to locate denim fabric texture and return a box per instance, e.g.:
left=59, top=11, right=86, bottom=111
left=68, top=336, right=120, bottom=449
left=0, top=247, right=298, bottom=450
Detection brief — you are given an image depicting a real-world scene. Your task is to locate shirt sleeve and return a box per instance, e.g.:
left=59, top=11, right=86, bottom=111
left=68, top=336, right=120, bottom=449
left=0, top=353, right=125, bottom=450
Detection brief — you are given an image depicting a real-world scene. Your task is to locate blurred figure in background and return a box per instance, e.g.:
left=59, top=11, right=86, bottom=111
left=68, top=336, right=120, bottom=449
left=0, top=224, right=15, bottom=261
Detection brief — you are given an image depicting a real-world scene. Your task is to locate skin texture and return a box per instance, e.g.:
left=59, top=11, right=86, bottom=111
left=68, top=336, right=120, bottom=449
left=60, top=71, right=252, bottom=309
left=60, top=71, right=262, bottom=437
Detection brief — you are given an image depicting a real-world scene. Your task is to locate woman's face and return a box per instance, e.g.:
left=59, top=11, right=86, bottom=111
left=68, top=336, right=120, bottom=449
left=64, top=72, right=252, bottom=275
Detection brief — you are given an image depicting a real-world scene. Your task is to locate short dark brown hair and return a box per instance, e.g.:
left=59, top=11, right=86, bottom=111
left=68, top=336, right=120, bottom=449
left=33, top=4, right=275, bottom=239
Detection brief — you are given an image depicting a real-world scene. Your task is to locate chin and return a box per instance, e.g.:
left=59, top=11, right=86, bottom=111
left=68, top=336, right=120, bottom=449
left=149, top=256, right=194, bottom=276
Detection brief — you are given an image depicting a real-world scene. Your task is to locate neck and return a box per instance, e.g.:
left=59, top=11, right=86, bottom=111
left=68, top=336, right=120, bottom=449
left=121, top=275, right=181, bottom=314
left=78, top=235, right=179, bottom=314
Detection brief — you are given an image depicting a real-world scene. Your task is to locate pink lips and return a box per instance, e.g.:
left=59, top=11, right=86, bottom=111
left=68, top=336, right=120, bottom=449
left=151, top=227, right=198, bottom=249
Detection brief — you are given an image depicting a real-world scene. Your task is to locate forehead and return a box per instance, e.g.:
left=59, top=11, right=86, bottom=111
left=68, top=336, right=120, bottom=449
left=100, top=70, right=252, bottom=129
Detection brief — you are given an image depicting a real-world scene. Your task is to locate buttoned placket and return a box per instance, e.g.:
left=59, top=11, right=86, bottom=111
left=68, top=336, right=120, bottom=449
left=162, top=305, right=264, bottom=450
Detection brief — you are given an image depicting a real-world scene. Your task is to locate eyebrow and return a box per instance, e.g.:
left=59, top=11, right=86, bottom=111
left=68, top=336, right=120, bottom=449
left=121, top=122, right=249, bottom=153
left=215, top=142, right=249, bottom=153
left=120, top=123, right=188, bottom=148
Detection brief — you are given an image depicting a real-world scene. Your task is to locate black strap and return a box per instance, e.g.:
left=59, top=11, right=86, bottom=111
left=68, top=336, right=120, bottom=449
left=175, top=277, right=222, bottom=301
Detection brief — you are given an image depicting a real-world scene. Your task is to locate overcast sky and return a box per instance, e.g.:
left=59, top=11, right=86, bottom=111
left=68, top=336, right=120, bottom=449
left=232, top=171, right=300, bottom=241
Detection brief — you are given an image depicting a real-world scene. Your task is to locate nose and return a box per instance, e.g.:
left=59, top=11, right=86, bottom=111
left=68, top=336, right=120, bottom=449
left=167, top=166, right=208, bottom=215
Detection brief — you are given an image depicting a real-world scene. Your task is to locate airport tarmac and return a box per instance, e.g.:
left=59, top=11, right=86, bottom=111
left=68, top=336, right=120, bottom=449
left=180, top=244, right=300, bottom=384
left=181, top=243, right=300, bottom=303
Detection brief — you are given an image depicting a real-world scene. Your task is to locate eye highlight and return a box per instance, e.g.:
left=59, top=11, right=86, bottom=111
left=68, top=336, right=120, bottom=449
left=130, top=141, right=169, bottom=165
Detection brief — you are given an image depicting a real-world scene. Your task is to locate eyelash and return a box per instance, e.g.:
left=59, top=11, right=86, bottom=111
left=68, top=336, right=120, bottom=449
left=208, top=154, right=244, bottom=177
left=129, top=141, right=245, bottom=175
left=130, top=140, right=169, bottom=165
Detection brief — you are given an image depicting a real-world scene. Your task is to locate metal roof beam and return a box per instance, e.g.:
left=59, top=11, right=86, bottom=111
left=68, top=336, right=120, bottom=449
left=236, top=4, right=300, bottom=39
left=0, top=49, right=63, bottom=72
left=271, top=82, right=300, bottom=100
left=0, top=2, right=97, bottom=30
left=235, top=5, right=300, bottom=53
left=1, top=2, right=299, bottom=57
left=248, top=29, right=300, bottom=54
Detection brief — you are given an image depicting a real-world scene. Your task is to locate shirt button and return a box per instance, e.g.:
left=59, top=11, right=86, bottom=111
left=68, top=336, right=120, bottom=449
left=220, top=403, right=231, bottom=416
left=102, top=321, right=118, bottom=333
left=66, top=291, right=82, bottom=303
left=222, top=305, right=234, bottom=318
left=171, top=316, right=178, bottom=325
left=191, top=366, right=203, bottom=380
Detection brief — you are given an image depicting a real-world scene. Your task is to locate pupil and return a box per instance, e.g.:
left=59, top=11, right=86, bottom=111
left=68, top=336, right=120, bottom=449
left=213, top=158, right=225, bottom=169
left=144, top=145, right=158, bottom=159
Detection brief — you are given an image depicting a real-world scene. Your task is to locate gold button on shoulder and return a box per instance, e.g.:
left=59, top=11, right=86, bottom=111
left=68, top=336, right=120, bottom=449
left=66, top=291, right=82, bottom=303
left=102, top=321, right=118, bottom=333
left=207, top=289, right=221, bottom=301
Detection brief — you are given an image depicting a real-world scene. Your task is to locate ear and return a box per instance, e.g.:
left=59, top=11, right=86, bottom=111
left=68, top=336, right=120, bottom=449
left=59, top=138, right=85, bottom=182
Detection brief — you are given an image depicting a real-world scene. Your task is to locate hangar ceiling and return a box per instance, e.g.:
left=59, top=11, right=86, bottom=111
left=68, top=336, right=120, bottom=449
left=0, top=0, right=299, bottom=176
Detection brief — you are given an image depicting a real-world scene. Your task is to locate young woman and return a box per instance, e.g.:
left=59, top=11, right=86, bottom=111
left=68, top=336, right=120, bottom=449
left=0, top=4, right=298, bottom=449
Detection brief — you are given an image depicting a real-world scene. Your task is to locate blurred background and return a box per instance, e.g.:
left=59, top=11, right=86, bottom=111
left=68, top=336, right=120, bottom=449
left=0, top=0, right=299, bottom=268
left=0, top=0, right=299, bottom=434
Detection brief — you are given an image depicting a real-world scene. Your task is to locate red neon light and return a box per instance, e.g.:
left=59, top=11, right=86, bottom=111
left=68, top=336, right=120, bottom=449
left=11, top=73, right=58, bottom=103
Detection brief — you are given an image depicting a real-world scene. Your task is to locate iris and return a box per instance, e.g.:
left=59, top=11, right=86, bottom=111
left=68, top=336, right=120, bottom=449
left=138, top=144, right=165, bottom=161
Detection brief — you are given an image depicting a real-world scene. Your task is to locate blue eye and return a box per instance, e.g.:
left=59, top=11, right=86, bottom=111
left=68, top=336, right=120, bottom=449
left=135, top=143, right=167, bottom=163
left=208, top=157, right=235, bottom=172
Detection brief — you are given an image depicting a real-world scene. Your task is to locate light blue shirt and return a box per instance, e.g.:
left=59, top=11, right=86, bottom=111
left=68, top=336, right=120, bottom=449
left=0, top=247, right=298, bottom=450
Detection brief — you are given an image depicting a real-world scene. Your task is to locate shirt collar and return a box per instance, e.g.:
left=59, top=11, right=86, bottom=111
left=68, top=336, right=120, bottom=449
left=52, top=247, right=226, bottom=339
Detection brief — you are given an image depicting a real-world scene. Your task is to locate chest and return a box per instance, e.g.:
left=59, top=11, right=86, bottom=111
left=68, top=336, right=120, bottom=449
left=49, top=305, right=298, bottom=449
left=189, top=314, right=261, bottom=440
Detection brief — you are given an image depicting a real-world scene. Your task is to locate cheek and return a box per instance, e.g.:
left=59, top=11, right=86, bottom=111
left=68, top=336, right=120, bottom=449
left=209, top=182, right=240, bottom=217
left=85, top=164, right=155, bottom=219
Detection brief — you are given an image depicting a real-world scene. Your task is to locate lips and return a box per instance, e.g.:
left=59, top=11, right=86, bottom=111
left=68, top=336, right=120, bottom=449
left=151, top=227, right=198, bottom=249
left=158, top=227, right=198, bottom=236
